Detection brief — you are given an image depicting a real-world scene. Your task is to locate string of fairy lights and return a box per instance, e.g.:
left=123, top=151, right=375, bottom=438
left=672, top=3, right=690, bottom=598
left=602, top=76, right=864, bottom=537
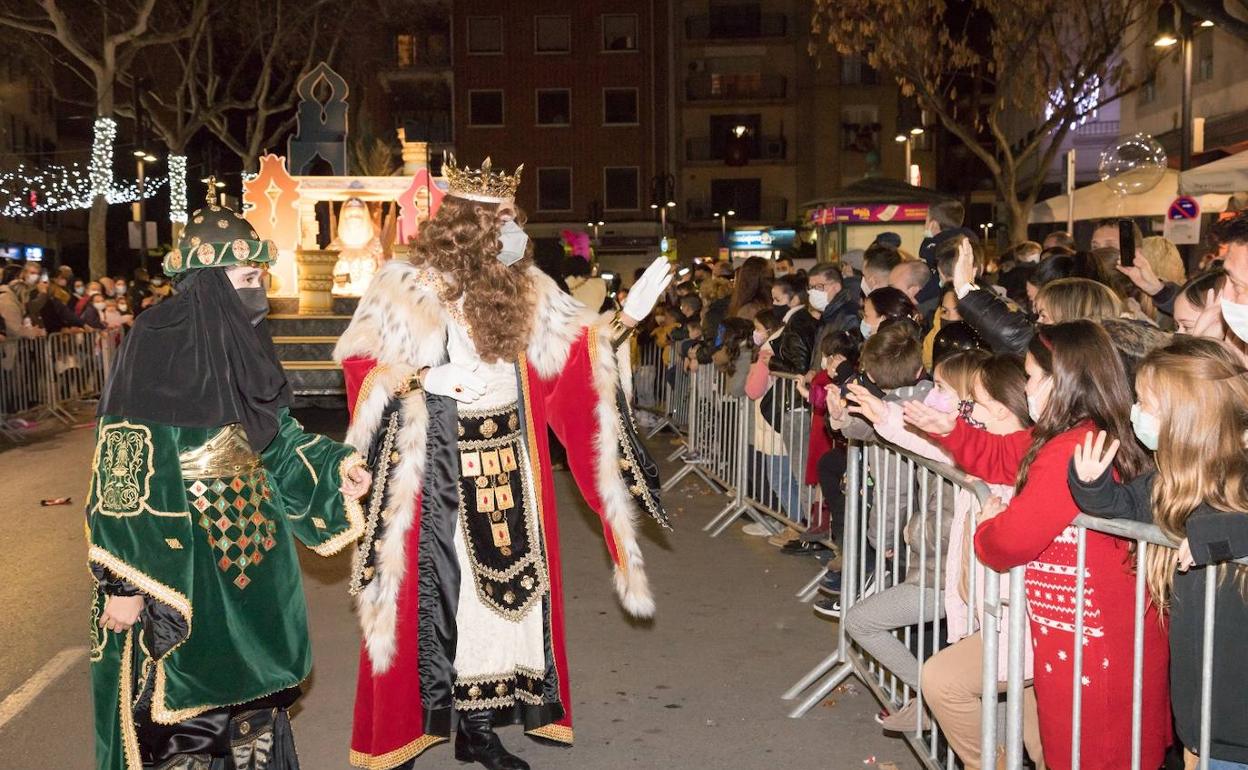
left=1, top=116, right=170, bottom=219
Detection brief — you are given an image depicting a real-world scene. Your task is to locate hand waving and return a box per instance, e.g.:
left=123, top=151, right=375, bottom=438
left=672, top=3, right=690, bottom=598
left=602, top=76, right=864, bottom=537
left=621, top=256, right=675, bottom=326
left=1072, top=430, right=1119, bottom=484
left=902, top=400, right=957, bottom=437
left=953, top=237, right=976, bottom=289
left=1115, top=254, right=1163, bottom=296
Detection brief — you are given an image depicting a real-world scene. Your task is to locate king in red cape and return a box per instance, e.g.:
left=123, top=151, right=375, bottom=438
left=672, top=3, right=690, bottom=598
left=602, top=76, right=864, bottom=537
left=334, top=156, right=671, bottom=770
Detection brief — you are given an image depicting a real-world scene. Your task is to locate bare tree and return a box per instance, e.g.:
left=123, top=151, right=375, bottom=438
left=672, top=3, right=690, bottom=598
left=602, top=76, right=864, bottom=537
left=197, top=0, right=347, bottom=174
left=0, top=0, right=207, bottom=277
left=812, top=0, right=1159, bottom=242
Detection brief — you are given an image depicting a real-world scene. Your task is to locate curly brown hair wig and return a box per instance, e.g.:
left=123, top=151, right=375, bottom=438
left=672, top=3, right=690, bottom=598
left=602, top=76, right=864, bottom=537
left=409, top=196, right=535, bottom=363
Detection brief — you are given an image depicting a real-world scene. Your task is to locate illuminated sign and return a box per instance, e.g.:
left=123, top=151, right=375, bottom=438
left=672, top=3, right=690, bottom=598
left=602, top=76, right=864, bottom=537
left=808, top=204, right=929, bottom=225
left=729, top=228, right=796, bottom=249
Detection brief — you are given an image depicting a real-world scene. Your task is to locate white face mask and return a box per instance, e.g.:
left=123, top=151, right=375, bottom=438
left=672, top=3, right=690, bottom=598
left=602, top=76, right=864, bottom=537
left=860, top=277, right=871, bottom=296
left=859, top=319, right=874, bottom=339
left=752, top=329, right=767, bottom=346
left=1130, top=403, right=1161, bottom=451
left=93, top=302, right=107, bottom=312
left=1221, top=298, right=1248, bottom=342
left=808, top=288, right=829, bottom=311
left=497, top=219, right=529, bottom=266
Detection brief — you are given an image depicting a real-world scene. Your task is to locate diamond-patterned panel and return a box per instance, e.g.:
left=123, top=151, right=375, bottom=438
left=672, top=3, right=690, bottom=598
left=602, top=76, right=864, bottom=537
left=189, top=470, right=276, bottom=590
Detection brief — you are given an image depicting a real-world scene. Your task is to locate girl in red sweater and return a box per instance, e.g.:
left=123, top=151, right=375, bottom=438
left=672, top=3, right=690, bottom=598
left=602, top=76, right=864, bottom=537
left=903, top=321, right=1170, bottom=770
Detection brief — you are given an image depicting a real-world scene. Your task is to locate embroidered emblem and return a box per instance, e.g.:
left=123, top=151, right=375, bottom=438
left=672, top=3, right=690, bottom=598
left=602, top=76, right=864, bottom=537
left=480, top=417, right=498, bottom=438
left=93, top=423, right=155, bottom=517
left=312, top=517, right=327, bottom=529
left=507, top=413, right=518, bottom=432
left=165, top=538, right=183, bottom=550
left=231, top=239, right=251, bottom=260
left=197, top=243, right=216, bottom=264
left=166, top=251, right=183, bottom=271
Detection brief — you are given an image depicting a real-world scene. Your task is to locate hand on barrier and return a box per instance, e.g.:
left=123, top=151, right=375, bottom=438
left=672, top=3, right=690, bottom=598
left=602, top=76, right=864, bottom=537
left=845, top=381, right=886, bottom=424
left=1071, top=430, right=1119, bottom=484
left=824, top=385, right=846, bottom=422
left=977, top=495, right=1006, bottom=524
left=621, top=256, right=675, bottom=326
left=1175, top=538, right=1195, bottom=572
left=902, top=400, right=956, bottom=436
left=423, top=363, right=487, bottom=403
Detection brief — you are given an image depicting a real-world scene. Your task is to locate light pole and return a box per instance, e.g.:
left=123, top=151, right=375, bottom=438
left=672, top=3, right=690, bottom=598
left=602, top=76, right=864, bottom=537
left=894, top=126, right=924, bottom=184
left=132, top=149, right=159, bottom=259
left=713, top=209, right=735, bottom=243
left=650, top=173, right=676, bottom=238
left=586, top=199, right=605, bottom=244
left=1153, top=2, right=1207, bottom=172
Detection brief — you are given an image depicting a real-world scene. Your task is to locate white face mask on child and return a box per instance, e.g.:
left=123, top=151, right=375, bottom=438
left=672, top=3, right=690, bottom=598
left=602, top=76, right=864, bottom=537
left=752, top=330, right=767, bottom=346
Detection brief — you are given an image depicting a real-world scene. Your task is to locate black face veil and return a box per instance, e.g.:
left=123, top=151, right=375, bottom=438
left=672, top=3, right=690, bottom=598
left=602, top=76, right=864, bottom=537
left=97, top=268, right=291, bottom=452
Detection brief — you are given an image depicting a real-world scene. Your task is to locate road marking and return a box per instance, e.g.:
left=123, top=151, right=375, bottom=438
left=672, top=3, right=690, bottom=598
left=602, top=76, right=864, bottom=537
left=0, top=646, right=88, bottom=731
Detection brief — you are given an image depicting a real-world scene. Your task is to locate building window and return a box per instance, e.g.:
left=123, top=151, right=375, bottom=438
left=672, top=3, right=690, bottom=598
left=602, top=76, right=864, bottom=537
left=467, top=16, right=503, bottom=54
left=396, top=34, right=416, bottom=67
left=468, top=90, right=505, bottom=127
left=840, top=105, right=880, bottom=153
left=537, top=168, right=573, bottom=212
left=711, top=178, right=761, bottom=221
left=536, top=89, right=571, bottom=126
left=603, top=88, right=639, bottom=125
left=1195, top=30, right=1214, bottom=82
left=604, top=167, right=640, bottom=210
left=603, top=14, right=638, bottom=51
left=1139, top=78, right=1156, bottom=105
left=840, top=54, right=878, bottom=86
left=535, top=15, right=571, bottom=53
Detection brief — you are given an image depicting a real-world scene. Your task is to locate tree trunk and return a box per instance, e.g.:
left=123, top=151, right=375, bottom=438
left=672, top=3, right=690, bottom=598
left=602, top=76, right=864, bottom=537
left=88, top=81, right=116, bottom=280
left=1004, top=197, right=1029, bottom=246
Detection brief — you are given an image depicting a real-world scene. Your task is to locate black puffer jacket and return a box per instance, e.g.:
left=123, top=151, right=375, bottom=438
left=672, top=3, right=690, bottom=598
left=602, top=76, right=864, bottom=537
left=769, top=308, right=818, bottom=374
left=957, top=287, right=1033, bottom=356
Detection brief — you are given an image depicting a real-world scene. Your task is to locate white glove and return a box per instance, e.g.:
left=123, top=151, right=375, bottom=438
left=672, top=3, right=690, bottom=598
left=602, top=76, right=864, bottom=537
left=622, top=256, right=675, bottom=324
left=422, top=363, right=487, bottom=403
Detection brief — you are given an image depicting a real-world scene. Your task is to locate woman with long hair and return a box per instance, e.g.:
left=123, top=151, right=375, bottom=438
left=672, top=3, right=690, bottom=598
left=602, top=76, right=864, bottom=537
left=727, top=256, right=773, bottom=321
left=1071, top=336, right=1248, bottom=768
left=903, top=321, right=1171, bottom=770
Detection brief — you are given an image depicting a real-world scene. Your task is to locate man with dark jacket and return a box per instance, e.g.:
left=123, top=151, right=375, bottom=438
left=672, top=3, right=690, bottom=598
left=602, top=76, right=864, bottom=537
left=769, top=274, right=818, bottom=374
left=919, top=200, right=976, bottom=270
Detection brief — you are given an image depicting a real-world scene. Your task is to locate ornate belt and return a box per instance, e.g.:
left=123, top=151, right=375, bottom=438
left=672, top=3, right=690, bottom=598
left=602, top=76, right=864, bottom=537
left=457, top=403, right=547, bottom=621
left=179, top=424, right=262, bottom=479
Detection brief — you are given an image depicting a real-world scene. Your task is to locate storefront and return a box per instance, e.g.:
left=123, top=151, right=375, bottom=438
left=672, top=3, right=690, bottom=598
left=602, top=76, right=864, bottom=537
left=725, top=227, right=797, bottom=261
left=803, top=178, right=956, bottom=261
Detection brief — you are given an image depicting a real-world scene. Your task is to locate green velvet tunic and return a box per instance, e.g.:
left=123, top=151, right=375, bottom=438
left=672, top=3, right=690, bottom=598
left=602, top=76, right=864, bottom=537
left=88, top=408, right=364, bottom=770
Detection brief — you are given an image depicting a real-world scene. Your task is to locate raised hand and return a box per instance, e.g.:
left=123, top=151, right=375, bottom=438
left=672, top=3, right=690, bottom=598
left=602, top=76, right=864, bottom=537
left=621, top=256, right=675, bottom=326
left=845, top=381, right=887, bottom=425
left=1115, top=253, right=1163, bottom=296
left=953, top=236, right=976, bottom=290
left=1072, top=430, right=1119, bottom=483
left=902, top=399, right=957, bottom=437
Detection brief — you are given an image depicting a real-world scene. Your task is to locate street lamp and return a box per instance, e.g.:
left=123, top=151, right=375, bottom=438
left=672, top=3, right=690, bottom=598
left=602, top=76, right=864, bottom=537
left=650, top=173, right=676, bottom=237
left=1152, top=1, right=1194, bottom=171
left=713, top=209, right=735, bottom=243
left=587, top=199, right=605, bottom=244
left=132, top=150, right=160, bottom=257
left=895, top=129, right=922, bottom=184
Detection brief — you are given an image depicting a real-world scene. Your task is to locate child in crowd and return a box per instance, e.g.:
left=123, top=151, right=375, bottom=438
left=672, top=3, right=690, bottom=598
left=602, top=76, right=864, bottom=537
left=816, top=322, right=931, bottom=620
left=1071, top=336, right=1248, bottom=769
left=712, top=318, right=757, bottom=397
left=840, top=348, right=984, bottom=731
left=902, top=321, right=1171, bottom=770
left=743, top=309, right=805, bottom=532
left=919, top=354, right=1046, bottom=769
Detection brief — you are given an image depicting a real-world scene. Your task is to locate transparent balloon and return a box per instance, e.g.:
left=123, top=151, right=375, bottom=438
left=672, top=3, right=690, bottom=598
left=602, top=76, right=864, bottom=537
left=1098, top=133, right=1167, bottom=195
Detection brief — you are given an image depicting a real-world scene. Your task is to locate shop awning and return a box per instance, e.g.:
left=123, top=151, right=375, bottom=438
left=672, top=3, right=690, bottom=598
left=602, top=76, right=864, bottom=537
left=1029, top=169, right=1231, bottom=224
left=1179, top=150, right=1248, bottom=196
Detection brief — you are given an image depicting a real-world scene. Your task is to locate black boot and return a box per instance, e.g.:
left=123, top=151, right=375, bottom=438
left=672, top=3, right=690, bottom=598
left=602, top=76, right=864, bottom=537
left=454, top=709, right=529, bottom=770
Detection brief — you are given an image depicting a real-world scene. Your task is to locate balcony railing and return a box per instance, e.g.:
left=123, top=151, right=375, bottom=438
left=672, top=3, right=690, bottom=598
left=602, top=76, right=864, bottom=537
left=685, top=196, right=790, bottom=223
left=685, top=136, right=787, bottom=162
left=685, top=73, right=788, bottom=102
left=685, top=12, right=788, bottom=41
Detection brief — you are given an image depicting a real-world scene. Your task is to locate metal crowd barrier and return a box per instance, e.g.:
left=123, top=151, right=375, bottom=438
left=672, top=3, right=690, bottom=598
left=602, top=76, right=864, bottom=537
left=0, top=328, right=123, bottom=440
left=777, top=440, right=1240, bottom=770
left=632, top=340, right=691, bottom=443
left=654, top=366, right=823, bottom=538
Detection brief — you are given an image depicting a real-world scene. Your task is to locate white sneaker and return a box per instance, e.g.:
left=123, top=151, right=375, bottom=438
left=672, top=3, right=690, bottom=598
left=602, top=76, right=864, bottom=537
left=741, top=522, right=772, bottom=537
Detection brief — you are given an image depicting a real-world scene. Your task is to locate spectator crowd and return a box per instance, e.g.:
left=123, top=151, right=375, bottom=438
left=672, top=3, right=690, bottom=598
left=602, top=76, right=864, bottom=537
left=624, top=201, right=1248, bottom=770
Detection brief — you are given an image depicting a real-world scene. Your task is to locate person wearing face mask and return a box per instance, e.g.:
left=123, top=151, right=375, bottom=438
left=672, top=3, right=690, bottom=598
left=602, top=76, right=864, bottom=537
left=767, top=274, right=818, bottom=374
left=89, top=193, right=372, bottom=770
left=773, top=254, right=795, bottom=278
left=902, top=321, right=1171, bottom=770
left=0, top=264, right=45, bottom=340
left=79, top=292, right=108, bottom=329
left=1071, top=337, right=1248, bottom=770
left=335, top=156, right=671, bottom=770
left=918, top=200, right=976, bottom=270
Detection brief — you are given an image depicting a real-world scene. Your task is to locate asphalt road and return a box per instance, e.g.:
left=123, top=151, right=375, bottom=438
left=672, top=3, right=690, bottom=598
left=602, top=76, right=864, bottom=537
left=0, top=411, right=919, bottom=770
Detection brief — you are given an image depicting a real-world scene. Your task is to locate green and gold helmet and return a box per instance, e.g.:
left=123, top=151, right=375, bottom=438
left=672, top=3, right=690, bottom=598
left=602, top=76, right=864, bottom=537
left=163, top=180, right=276, bottom=276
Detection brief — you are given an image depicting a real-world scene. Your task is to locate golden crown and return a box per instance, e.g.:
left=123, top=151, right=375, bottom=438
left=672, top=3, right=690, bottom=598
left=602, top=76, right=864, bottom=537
left=443, top=153, right=523, bottom=203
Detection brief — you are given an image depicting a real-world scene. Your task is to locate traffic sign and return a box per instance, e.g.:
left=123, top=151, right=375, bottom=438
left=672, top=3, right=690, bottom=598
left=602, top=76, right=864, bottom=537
left=1163, top=195, right=1201, bottom=245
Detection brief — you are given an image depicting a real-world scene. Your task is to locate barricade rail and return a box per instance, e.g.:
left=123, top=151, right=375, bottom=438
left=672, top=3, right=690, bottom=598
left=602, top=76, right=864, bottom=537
left=0, top=327, right=123, bottom=440
left=625, top=350, right=1238, bottom=770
